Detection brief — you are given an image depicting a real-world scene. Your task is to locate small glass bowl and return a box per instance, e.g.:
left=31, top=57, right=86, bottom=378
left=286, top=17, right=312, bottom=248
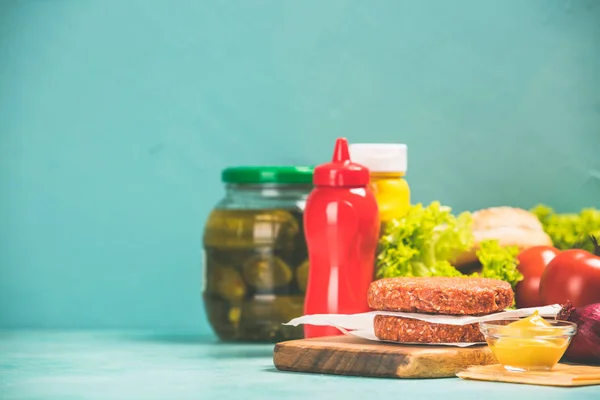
left=479, top=318, right=577, bottom=372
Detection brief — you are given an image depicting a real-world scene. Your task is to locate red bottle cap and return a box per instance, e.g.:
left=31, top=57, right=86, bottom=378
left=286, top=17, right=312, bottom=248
left=313, top=138, right=371, bottom=187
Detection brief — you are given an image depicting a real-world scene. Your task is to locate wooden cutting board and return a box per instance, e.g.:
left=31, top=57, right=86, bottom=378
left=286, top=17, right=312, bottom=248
left=273, top=335, right=496, bottom=378
left=457, top=364, right=600, bottom=387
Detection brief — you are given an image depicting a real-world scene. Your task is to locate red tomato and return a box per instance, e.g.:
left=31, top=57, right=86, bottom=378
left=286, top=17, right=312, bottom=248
left=515, top=246, right=561, bottom=308
left=539, top=249, right=600, bottom=307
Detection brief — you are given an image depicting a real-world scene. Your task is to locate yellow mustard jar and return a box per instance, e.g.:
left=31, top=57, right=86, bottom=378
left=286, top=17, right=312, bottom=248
left=349, top=143, right=411, bottom=228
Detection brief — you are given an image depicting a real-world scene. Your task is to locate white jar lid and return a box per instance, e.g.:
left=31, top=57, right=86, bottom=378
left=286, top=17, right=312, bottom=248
left=348, top=143, right=407, bottom=173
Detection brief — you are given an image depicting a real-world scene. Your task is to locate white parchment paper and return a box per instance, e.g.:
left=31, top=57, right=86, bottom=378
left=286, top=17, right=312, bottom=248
left=283, top=304, right=561, bottom=347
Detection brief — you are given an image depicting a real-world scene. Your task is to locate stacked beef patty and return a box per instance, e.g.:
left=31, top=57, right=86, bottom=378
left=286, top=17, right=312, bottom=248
left=367, top=277, right=514, bottom=344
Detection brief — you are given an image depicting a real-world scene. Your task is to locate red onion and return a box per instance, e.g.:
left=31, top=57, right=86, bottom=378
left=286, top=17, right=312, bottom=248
left=557, top=301, right=600, bottom=364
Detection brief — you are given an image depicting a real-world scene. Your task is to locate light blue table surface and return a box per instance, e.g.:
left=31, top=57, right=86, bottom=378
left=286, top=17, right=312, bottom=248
left=1, top=330, right=598, bottom=400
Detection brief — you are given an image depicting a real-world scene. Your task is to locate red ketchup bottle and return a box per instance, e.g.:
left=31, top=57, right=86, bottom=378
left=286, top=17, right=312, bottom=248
left=303, top=137, right=380, bottom=338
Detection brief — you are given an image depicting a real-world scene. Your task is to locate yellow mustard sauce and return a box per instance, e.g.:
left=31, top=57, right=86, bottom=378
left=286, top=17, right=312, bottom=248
left=488, top=311, right=569, bottom=371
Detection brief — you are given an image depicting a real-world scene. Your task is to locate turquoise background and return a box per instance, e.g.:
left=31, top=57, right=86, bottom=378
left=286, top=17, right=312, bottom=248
left=1, top=0, right=599, bottom=333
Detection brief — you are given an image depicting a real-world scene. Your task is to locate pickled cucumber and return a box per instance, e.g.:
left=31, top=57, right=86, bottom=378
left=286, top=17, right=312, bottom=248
left=204, top=209, right=299, bottom=249
left=212, top=266, right=246, bottom=303
left=208, top=247, right=254, bottom=269
left=203, top=295, right=238, bottom=340
left=242, top=254, right=292, bottom=291
left=273, top=295, right=305, bottom=322
left=296, top=260, right=309, bottom=293
left=239, top=295, right=304, bottom=341
left=228, top=306, right=241, bottom=326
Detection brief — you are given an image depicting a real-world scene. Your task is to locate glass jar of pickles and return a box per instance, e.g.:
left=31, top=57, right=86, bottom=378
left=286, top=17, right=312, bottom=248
left=202, top=166, right=313, bottom=342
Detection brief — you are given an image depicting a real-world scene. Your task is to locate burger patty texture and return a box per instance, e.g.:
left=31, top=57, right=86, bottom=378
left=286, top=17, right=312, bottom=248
left=373, top=315, right=484, bottom=344
left=367, top=277, right=513, bottom=316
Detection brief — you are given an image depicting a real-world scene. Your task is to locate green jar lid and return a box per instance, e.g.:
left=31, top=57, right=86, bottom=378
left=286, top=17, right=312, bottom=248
left=221, top=166, right=314, bottom=184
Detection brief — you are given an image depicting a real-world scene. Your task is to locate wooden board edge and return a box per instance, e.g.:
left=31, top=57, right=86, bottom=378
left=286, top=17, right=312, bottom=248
left=272, top=340, right=460, bottom=379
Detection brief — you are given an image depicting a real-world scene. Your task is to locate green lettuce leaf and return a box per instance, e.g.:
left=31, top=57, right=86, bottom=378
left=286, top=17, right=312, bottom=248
left=376, top=201, right=473, bottom=279
left=531, top=204, right=600, bottom=252
left=472, top=239, right=523, bottom=289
